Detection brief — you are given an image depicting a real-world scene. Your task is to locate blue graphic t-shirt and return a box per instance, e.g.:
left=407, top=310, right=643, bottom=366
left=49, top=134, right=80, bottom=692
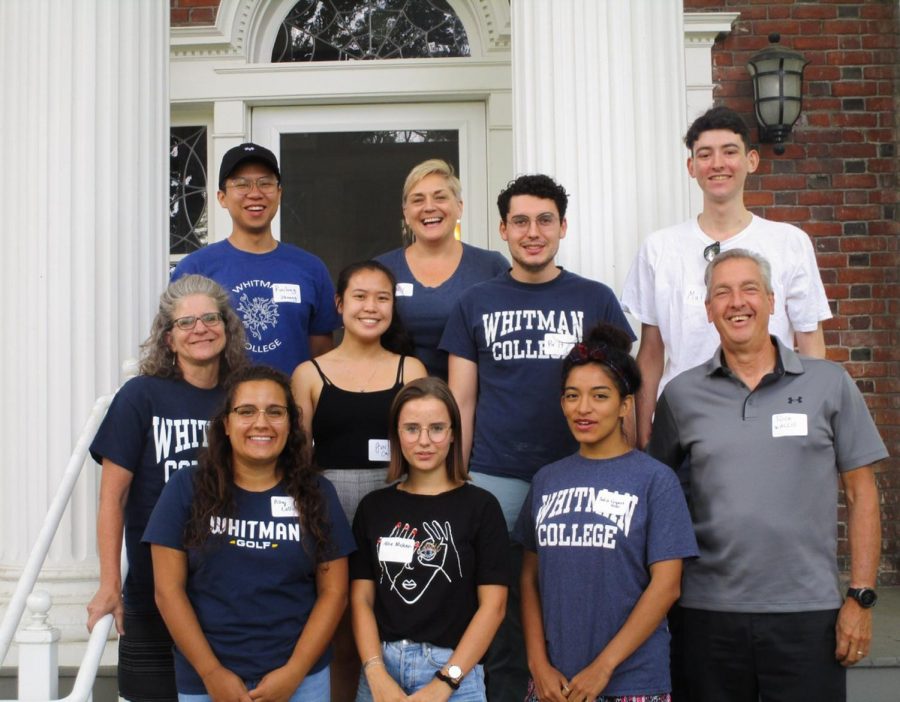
left=439, top=270, right=634, bottom=481
left=513, top=451, right=698, bottom=696
left=375, top=243, right=508, bottom=378
left=143, top=469, right=355, bottom=694
left=90, top=375, right=223, bottom=611
left=172, top=240, right=340, bottom=374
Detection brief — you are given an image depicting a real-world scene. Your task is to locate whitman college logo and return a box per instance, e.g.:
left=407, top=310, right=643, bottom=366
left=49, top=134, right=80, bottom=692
left=237, top=291, right=279, bottom=340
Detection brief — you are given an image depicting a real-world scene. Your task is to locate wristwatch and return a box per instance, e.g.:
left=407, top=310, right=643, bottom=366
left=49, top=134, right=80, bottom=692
left=847, top=587, right=878, bottom=609
left=434, top=664, right=464, bottom=690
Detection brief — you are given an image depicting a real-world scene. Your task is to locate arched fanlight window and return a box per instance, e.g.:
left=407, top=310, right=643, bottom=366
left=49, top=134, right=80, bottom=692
left=272, top=0, right=470, bottom=61
left=170, top=126, right=208, bottom=259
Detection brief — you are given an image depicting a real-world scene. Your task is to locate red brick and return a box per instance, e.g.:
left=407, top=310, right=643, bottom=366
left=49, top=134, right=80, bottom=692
left=862, top=34, right=897, bottom=50
left=189, top=8, right=216, bottom=23
left=759, top=174, right=807, bottom=190
left=840, top=238, right=890, bottom=253
left=863, top=66, right=895, bottom=80
left=865, top=97, right=894, bottom=111
left=765, top=206, right=811, bottom=221
left=817, top=253, right=848, bottom=268
left=798, top=190, right=844, bottom=206
left=832, top=81, right=879, bottom=97
left=176, top=0, right=217, bottom=7
left=839, top=35, right=862, bottom=50
left=792, top=5, right=837, bottom=20
left=844, top=191, right=869, bottom=205
left=170, top=8, right=189, bottom=24
left=860, top=3, right=895, bottom=19
left=804, top=222, right=843, bottom=236
left=837, top=268, right=890, bottom=284
left=744, top=191, right=774, bottom=207
left=793, top=36, right=840, bottom=50
left=826, top=51, right=875, bottom=65
left=839, top=299, right=887, bottom=315
left=835, top=205, right=883, bottom=221
left=831, top=112, right=879, bottom=128
left=822, top=19, right=865, bottom=34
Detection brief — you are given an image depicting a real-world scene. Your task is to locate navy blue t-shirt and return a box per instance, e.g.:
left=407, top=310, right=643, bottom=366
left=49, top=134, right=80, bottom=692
left=513, top=451, right=698, bottom=695
left=143, top=469, right=355, bottom=693
left=439, top=270, right=634, bottom=481
left=376, top=243, right=507, bottom=378
left=89, top=375, right=223, bottom=611
left=172, top=240, right=340, bottom=374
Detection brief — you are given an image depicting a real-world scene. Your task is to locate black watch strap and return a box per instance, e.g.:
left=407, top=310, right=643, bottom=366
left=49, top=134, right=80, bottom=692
left=847, top=587, right=877, bottom=608
left=434, top=670, right=461, bottom=690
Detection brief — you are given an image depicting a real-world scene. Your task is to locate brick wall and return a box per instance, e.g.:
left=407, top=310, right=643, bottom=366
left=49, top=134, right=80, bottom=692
left=684, top=0, right=899, bottom=586
left=171, top=0, right=219, bottom=26
left=173, top=0, right=899, bottom=584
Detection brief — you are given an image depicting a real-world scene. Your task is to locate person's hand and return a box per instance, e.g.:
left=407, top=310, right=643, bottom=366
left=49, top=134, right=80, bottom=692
left=248, top=666, right=302, bottom=702
left=365, top=664, right=410, bottom=702
left=528, top=660, right=569, bottom=702
left=201, top=665, right=252, bottom=702
left=564, top=658, right=613, bottom=701
left=835, top=598, right=873, bottom=667
left=407, top=677, right=453, bottom=702
left=86, top=585, right=124, bottom=635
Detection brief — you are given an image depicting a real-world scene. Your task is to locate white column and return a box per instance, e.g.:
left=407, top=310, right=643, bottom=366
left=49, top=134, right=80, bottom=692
left=510, top=0, right=690, bottom=294
left=0, top=0, right=169, bottom=665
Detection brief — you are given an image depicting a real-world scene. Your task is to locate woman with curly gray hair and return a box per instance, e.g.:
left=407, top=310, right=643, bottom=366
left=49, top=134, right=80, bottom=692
left=86, top=274, right=248, bottom=702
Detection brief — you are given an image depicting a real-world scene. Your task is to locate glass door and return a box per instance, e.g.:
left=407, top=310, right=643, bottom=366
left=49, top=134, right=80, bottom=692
left=252, top=102, right=488, bottom=282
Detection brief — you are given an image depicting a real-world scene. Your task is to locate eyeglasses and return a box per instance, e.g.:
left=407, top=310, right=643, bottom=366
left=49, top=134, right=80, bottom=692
left=230, top=405, right=289, bottom=422
left=400, top=423, right=451, bottom=443
left=507, top=213, right=558, bottom=231
left=703, top=241, right=721, bottom=262
left=171, top=312, right=225, bottom=331
left=226, top=176, right=280, bottom=195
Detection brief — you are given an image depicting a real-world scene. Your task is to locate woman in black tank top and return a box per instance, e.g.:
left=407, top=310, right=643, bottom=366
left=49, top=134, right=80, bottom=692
left=292, top=260, right=427, bottom=521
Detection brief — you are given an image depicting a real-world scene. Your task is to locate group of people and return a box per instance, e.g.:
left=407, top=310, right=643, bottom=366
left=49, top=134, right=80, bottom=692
left=85, top=105, right=887, bottom=702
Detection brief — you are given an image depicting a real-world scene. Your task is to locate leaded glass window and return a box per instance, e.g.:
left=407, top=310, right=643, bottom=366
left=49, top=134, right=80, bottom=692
left=170, top=126, right=208, bottom=256
left=272, top=0, right=470, bottom=62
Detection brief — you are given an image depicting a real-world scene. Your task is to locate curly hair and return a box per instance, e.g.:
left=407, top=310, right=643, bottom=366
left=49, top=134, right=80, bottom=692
left=335, top=260, right=414, bottom=356
left=684, top=105, right=752, bottom=153
left=139, top=275, right=248, bottom=382
left=184, top=366, right=333, bottom=564
left=561, top=323, right=642, bottom=398
left=497, top=174, right=569, bottom=222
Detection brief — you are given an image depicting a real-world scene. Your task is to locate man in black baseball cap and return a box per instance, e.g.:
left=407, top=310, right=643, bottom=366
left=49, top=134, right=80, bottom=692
left=171, top=141, right=338, bottom=373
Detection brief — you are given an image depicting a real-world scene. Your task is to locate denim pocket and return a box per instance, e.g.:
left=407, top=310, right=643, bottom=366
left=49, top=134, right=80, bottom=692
left=424, top=643, right=454, bottom=669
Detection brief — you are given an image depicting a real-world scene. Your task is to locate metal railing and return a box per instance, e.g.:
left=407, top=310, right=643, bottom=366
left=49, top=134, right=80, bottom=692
left=0, top=395, right=114, bottom=702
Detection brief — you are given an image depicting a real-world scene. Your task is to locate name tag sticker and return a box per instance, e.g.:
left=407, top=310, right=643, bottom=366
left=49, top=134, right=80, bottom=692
left=272, top=284, right=301, bottom=303
left=772, top=413, right=808, bottom=438
left=395, top=283, right=414, bottom=297
left=543, top=333, right=577, bottom=359
left=368, top=439, right=390, bottom=462
left=378, top=536, right=415, bottom=564
left=684, top=285, right=705, bottom=307
left=271, top=495, right=299, bottom=518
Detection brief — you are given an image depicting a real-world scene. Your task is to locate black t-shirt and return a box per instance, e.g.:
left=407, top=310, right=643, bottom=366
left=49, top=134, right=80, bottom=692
left=350, top=483, right=509, bottom=648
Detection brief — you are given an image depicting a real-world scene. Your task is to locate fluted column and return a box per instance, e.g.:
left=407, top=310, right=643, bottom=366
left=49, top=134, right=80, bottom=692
left=0, top=0, right=169, bottom=664
left=510, top=0, right=690, bottom=293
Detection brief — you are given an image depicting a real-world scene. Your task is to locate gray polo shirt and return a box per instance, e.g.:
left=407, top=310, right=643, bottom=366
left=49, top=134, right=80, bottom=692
left=648, top=338, right=887, bottom=613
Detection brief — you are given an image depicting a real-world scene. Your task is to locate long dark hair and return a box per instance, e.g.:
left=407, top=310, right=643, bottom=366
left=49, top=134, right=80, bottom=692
left=185, top=366, right=332, bottom=563
left=335, top=260, right=413, bottom=355
left=387, top=377, right=466, bottom=483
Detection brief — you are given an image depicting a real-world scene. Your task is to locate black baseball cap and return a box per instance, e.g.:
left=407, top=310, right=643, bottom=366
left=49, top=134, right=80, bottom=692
left=218, top=143, right=281, bottom=190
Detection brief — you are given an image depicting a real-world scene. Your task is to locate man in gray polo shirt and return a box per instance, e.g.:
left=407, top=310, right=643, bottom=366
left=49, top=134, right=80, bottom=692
left=648, top=249, right=885, bottom=702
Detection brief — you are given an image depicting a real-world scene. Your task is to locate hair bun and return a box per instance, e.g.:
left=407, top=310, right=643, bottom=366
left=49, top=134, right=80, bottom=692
left=584, top=322, right=633, bottom=354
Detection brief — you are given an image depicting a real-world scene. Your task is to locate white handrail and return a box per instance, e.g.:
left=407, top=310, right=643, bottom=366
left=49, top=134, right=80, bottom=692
left=0, top=613, right=114, bottom=702
left=0, top=395, right=113, bottom=665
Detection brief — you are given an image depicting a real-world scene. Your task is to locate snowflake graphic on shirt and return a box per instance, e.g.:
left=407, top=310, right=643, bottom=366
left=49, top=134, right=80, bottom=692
left=237, top=293, right=279, bottom=340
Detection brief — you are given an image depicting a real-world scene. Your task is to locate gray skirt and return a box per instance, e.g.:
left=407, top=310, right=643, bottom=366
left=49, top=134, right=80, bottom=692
left=321, top=467, right=391, bottom=523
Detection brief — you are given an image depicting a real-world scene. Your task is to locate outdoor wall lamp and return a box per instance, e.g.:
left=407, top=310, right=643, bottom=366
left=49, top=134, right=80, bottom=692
left=746, top=33, right=809, bottom=155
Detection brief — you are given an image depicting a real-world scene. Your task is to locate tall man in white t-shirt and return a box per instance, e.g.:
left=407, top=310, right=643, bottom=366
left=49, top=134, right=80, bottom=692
left=622, top=106, right=831, bottom=449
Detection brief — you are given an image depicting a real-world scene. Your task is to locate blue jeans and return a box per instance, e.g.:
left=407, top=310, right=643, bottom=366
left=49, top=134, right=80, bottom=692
left=355, top=640, right=486, bottom=701
left=178, top=665, right=329, bottom=702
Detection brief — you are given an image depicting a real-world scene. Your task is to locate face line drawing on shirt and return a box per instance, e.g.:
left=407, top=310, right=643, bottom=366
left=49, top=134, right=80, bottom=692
left=378, top=520, right=462, bottom=604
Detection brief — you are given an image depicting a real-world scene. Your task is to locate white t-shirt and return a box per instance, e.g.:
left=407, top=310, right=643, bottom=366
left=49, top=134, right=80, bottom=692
left=621, top=214, right=832, bottom=392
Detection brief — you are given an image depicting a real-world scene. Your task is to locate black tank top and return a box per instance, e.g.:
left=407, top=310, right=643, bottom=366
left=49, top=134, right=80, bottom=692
left=310, top=356, right=405, bottom=469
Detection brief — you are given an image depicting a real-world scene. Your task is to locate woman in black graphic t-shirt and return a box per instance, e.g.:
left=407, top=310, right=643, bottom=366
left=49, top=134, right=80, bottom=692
left=351, top=377, right=509, bottom=701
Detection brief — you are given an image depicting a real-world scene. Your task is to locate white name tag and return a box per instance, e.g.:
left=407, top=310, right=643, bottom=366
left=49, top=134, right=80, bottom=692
left=684, top=285, right=705, bottom=307
left=772, top=413, right=808, bottom=437
left=368, top=439, right=390, bottom=462
left=378, top=536, right=415, bottom=564
left=272, top=284, right=301, bottom=303
left=271, top=495, right=299, bottom=517
left=395, top=283, right=414, bottom=297
left=543, top=332, right=577, bottom=358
